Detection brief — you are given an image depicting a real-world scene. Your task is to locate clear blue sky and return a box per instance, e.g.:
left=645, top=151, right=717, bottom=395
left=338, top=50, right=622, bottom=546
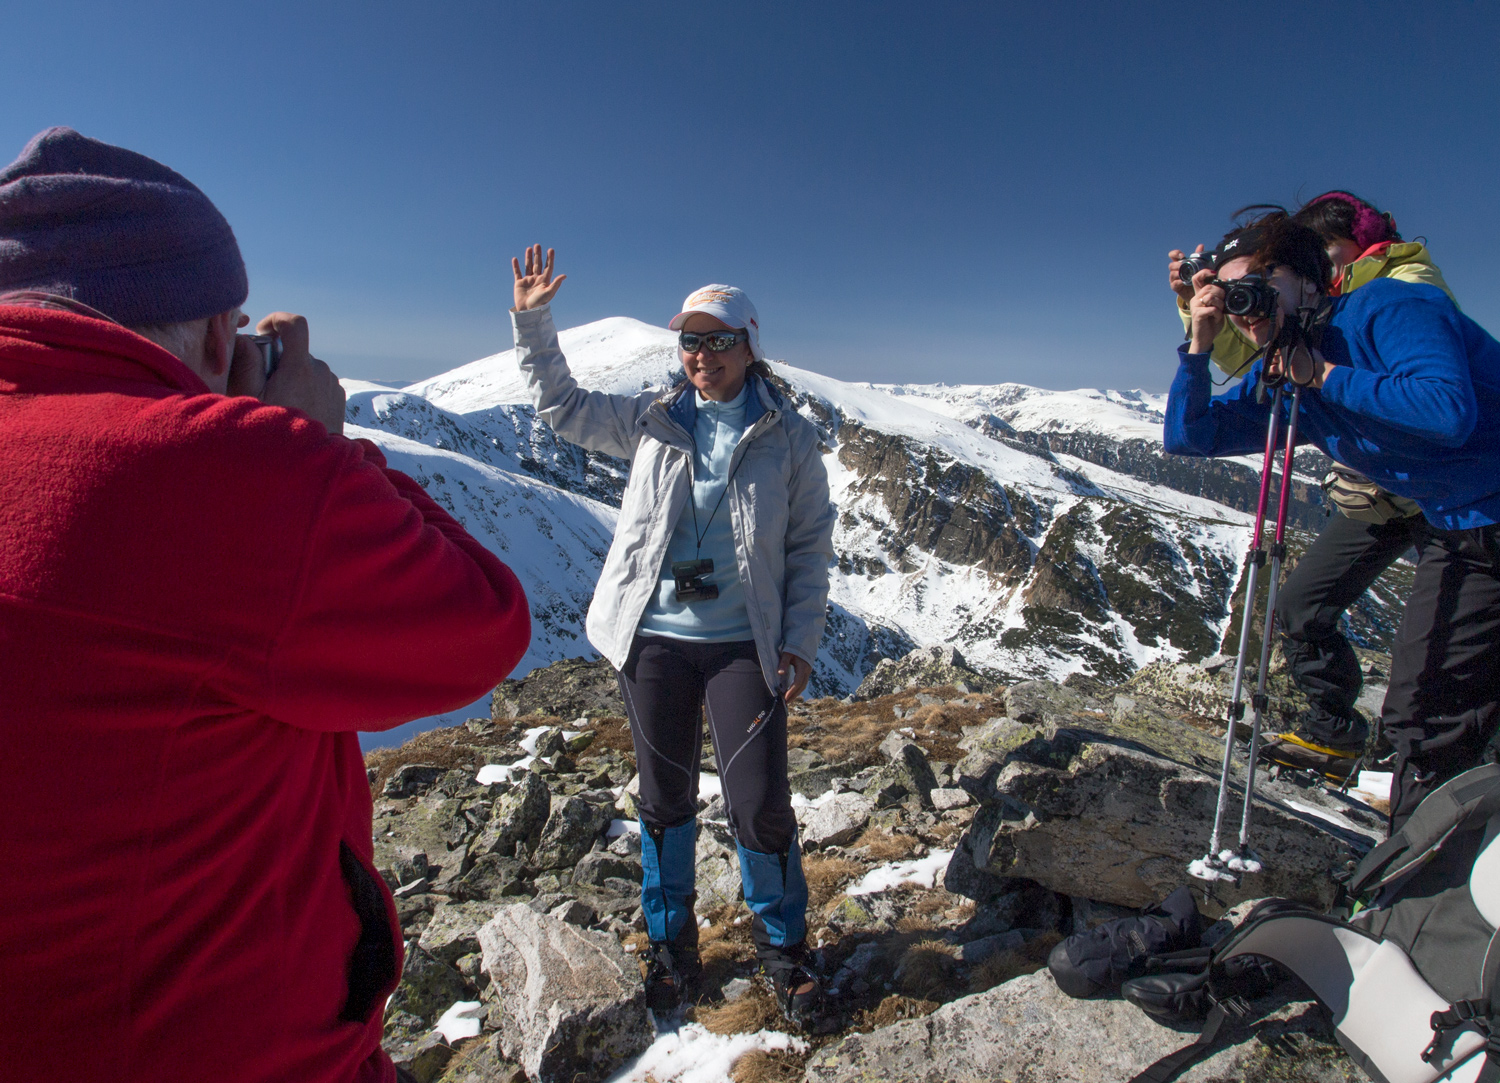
left=3, top=1, right=1496, bottom=391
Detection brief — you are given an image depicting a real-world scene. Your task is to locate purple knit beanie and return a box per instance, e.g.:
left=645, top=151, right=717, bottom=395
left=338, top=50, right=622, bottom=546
left=0, top=127, right=248, bottom=325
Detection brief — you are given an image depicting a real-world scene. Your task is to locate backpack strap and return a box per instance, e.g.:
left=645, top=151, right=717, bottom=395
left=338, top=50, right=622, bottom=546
left=1424, top=933, right=1500, bottom=1079
left=1127, top=996, right=1252, bottom=1083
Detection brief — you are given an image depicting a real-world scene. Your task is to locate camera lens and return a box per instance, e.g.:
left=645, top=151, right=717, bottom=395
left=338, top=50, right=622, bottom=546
left=1224, top=278, right=1277, bottom=319
left=1178, top=254, right=1212, bottom=286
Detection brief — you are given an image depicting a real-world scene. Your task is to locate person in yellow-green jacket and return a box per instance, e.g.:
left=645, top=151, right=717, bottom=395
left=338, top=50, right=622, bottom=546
left=1166, top=191, right=1451, bottom=780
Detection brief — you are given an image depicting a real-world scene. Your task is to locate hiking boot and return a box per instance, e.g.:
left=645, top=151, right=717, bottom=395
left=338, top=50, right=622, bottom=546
left=758, top=941, right=822, bottom=1026
left=1257, top=731, right=1363, bottom=781
left=641, top=935, right=701, bottom=1012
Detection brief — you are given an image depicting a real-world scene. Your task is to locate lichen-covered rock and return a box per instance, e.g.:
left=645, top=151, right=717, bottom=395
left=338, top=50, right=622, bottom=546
left=798, top=792, right=875, bottom=848
left=384, top=944, right=473, bottom=1028
left=384, top=763, right=449, bottom=798
left=572, top=851, right=642, bottom=889
left=478, top=905, right=651, bottom=1083
left=492, top=656, right=624, bottom=721
left=448, top=854, right=528, bottom=902
left=951, top=680, right=1384, bottom=915
left=469, top=769, right=550, bottom=861
left=373, top=792, right=482, bottom=894
left=695, top=820, right=744, bottom=911
left=419, top=900, right=508, bottom=965
left=852, top=645, right=999, bottom=701
left=803, top=968, right=1359, bottom=1083
left=532, top=793, right=613, bottom=871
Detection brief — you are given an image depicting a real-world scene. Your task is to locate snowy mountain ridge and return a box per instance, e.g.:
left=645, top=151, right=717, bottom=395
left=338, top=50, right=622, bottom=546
left=347, top=315, right=1400, bottom=746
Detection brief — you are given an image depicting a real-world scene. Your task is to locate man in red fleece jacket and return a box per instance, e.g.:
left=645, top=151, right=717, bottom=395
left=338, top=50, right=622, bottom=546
left=0, top=128, right=532, bottom=1082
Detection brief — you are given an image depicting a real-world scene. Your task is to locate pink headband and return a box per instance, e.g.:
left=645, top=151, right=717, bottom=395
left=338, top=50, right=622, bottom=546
left=1308, top=191, right=1394, bottom=252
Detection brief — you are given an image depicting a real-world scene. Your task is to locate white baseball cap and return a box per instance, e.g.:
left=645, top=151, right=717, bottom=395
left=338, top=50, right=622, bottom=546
left=668, top=284, right=763, bottom=360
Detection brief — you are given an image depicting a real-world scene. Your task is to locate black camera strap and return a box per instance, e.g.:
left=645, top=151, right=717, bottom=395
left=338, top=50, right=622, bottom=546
left=687, top=410, right=752, bottom=559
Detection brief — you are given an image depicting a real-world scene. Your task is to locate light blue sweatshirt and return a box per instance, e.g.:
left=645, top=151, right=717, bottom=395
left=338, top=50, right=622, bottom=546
left=637, top=384, right=754, bottom=641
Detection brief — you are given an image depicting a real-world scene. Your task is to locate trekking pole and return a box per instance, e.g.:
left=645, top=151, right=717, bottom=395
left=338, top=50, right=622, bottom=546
left=1234, top=384, right=1303, bottom=865
left=1190, top=382, right=1284, bottom=885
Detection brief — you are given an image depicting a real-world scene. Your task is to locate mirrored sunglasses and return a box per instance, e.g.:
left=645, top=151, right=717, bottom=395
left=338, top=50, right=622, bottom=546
left=678, top=329, right=747, bottom=354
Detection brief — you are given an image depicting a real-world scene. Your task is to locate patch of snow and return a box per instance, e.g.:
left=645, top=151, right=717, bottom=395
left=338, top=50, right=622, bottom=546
left=475, top=755, right=535, bottom=785
left=607, top=819, right=641, bottom=837
left=433, top=1000, right=483, bottom=1043
left=790, top=789, right=841, bottom=810
left=518, top=726, right=552, bottom=755
left=698, top=773, right=722, bottom=801
left=847, top=849, right=952, bottom=896
left=1354, top=771, right=1392, bottom=803
left=1284, top=799, right=1365, bottom=834
left=604, top=1021, right=806, bottom=1083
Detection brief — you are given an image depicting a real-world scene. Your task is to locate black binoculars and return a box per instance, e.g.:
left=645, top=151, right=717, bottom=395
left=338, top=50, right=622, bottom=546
left=672, top=558, right=718, bottom=602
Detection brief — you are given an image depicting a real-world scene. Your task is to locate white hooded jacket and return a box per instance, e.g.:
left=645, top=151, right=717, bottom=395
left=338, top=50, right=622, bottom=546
left=511, top=305, right=835, bottom=691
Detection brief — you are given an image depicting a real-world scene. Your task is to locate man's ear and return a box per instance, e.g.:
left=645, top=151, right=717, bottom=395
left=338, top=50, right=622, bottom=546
left=203, top=310, right=238, bottom=379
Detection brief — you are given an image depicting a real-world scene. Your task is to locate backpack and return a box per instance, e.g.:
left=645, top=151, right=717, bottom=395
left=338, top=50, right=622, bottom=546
left=1120, top=763, right=1500, bottom=1083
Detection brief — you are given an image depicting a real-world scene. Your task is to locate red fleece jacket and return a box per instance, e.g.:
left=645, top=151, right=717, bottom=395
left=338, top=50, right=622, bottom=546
left=0, top=306, right=531, bottom=1082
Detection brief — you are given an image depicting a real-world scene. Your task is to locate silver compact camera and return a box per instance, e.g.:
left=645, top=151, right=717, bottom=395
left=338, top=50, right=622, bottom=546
left=250, top=333, right=281, bottom=377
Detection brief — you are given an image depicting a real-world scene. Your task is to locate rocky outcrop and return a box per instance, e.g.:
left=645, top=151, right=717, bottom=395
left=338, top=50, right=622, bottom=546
left=951, top=679, right=1384, bottom=914
left=492, top=656, right=623, bottom=721
left=853, top=645, right=998, bottom=700
left=803, top=968, right=1358, bottom=1083
left=478, top=905, right=652, bottom=1083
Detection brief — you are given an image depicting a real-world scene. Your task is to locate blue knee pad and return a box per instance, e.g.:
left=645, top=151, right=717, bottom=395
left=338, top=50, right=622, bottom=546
left=640, top=818, right=697, bottom=942
left=736, top=836, right=808, bottom=948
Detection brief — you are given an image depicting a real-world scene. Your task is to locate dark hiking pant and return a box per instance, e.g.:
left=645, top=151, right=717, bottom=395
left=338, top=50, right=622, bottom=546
left=617, top=635, right=805, bottom=948
left=1274, top=512, right=1429, bottom=747
left=616, top=635, right=796, bottom=854
left=1382, top=524, right=1500, bottom=831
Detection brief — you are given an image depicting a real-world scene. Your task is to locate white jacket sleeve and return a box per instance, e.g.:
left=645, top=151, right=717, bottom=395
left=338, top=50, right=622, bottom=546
left=779, top=421, right=836, bottom=665
left=512, top=305, right=655, bottom=459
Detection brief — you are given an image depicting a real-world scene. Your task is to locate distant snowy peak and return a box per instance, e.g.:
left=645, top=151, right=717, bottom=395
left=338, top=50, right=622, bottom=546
left=880, top=381, right=1169, bottom=443
left=406, top=316, right=681, bottom=412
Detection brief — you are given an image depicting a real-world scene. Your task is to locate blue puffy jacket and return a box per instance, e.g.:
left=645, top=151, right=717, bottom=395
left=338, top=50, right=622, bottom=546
left=1164, top=279, right=1500, bottom=531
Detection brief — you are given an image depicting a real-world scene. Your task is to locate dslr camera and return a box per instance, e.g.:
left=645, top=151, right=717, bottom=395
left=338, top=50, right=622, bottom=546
left=1177, top=252, right=1215, bottom=287
left=672, top=558, right=718, bottom=602
left=1212, top=274, right=1279, bottom=319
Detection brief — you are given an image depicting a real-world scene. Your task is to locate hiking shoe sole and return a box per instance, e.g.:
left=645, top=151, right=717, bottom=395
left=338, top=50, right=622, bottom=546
left=1258, top=733, right=1362, bottom=780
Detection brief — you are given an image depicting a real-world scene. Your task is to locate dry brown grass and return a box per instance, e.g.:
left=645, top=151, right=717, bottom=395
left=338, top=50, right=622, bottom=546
left=730, top=1049, right=806, bottom=1083
left=803, top=856, right=866, bottom=908
left=363, top=717, right=529, bottom=793
left=851, top=828, right=920, bottom=861
left=893, top=940, right=959, bottom=1001
left=694, top=984, right=780, bottom=1035
left=700, top=937, right=751, bottom=989
left=577, top=715, right=634, bottom=760
left=909, top=889, right=962, bottom=921
left=967, top=931, right=1063, bottom=995
left=854, top=994, right=941, bottom=1031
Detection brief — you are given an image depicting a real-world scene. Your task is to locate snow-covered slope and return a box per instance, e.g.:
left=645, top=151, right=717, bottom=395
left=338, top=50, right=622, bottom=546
left=347, top=315, right=1401, bottom=745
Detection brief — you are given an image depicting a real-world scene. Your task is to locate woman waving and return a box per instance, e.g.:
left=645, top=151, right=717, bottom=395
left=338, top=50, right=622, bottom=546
left=510, top=246, right=835, bottom=1024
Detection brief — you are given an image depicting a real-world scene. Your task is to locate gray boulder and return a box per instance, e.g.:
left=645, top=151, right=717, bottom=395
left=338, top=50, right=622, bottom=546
left=469, top=769, right=551, bottom=861
left=383, top=943, right=472, bottom=1027
left=383, top=763, right=448, bottom=798
left=532, top=792, right=613, bottom=870
left=695, top=820, right=744, bottom=911
left=798, top=792, right=875, bottom=848
left=418, top=900, right=507, bottom=965
left=478, top=904, right=652, bottom=1083
left=952, top=681, right=1383, bottom=914
left=572, top=850, right=642, bottom=889
left=803, top=968, right=1357, bottom=1083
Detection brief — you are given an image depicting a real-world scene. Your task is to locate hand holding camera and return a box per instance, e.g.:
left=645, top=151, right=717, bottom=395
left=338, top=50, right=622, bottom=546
left=229, top=312, right=346, bottom=435
left=1168, top=245, right=1208, bottom=303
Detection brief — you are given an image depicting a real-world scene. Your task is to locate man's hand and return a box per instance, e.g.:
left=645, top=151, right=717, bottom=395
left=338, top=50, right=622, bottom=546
left=1168, top=244, right=1204, bottom=304
left=246, top=313, right=346, bottom=435
left=512, top=245, right=567, bottom=311
left=1187, top=268, right=1226, bottom=355
left=777, top=652, right=811, bottom=703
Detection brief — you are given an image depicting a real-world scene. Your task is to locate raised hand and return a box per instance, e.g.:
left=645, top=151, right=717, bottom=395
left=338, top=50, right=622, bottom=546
left=1187, top=267, right=1226, bottom=355
left=512, top=244, right=567, bottom=311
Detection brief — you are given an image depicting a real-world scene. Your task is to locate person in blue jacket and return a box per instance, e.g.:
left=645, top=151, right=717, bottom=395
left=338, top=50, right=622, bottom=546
left=1165, top=210, right=1500, bottom=830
